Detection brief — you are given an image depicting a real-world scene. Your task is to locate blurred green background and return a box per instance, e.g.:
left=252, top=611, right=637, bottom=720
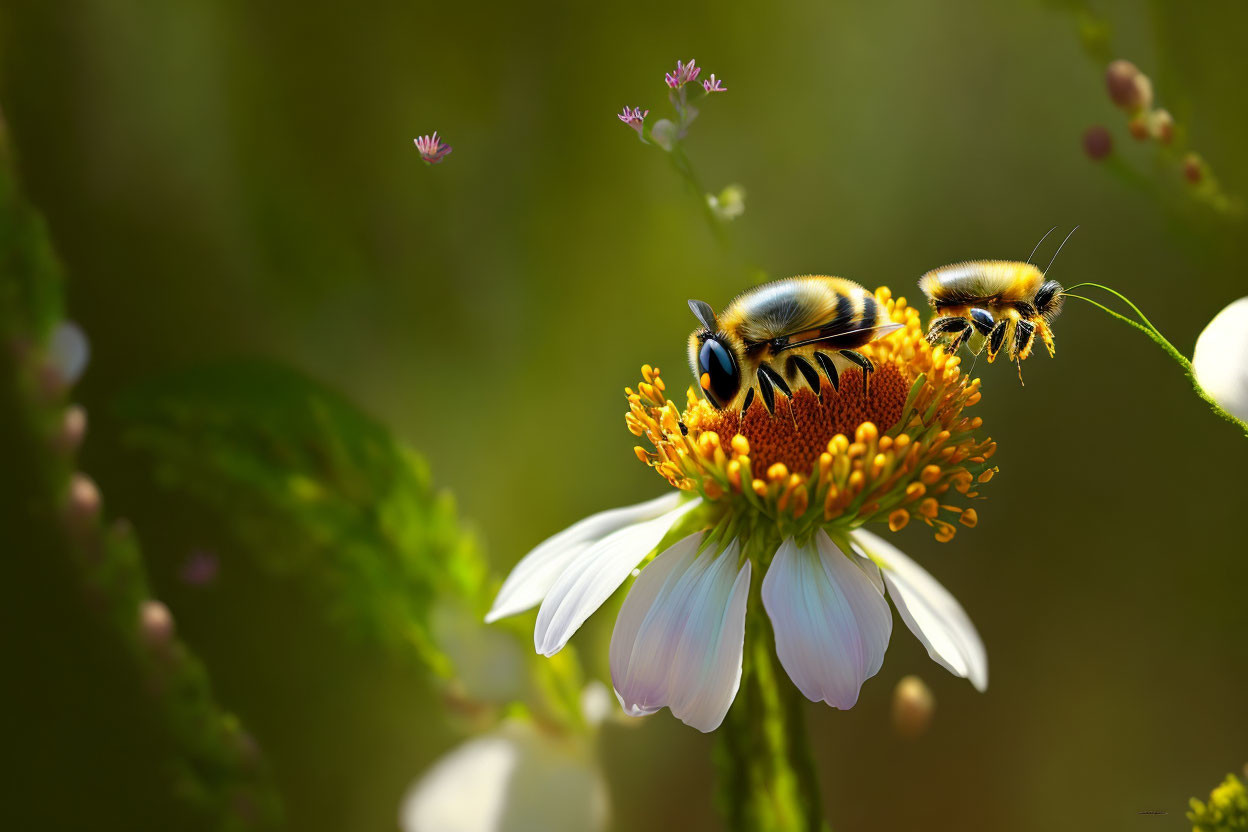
left=2, top=0, right=1246, bottom=829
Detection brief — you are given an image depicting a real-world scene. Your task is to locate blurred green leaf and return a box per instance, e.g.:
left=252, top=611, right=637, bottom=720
left=118, top=360, right=487, bottom=675
left=0, top=121, right=64, bottom=341
left=1190, top=773, right=1248, bottom=832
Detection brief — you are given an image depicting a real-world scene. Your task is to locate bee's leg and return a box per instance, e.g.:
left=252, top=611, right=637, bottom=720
left=947, top=324, right=972, bottom=355
left=813, top=351, right=840, bottom=392
left=756, top=364, right=792, bottom=415
left=985, top=320, right=1009, bottom=363
left=755, top=370, right=776, bottom=414
left=1013, top=319, right=1037, bottom=362
left=788, top=355, right=824, bottom=399
left=925, top=316, right=968, bottom=345
left=1036, top=318, right=1057, bottom=357
left=740, top=386, right=756, bottom=416
left=839, top=349, right=874, bottom=396
left=942, top=318, right=976, bottom=355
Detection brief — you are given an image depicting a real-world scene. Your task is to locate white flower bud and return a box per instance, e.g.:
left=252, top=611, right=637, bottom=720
left=1193, top=297, right=1248, bottom=422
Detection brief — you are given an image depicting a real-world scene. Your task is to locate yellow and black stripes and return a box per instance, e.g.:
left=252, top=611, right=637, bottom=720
left=689, top=276, right=901, bottom=413
left=918, top=259, right=1064, bottom=367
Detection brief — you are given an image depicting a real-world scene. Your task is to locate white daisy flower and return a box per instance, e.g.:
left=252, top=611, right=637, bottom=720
left=488, top=289, right=990, bottom=731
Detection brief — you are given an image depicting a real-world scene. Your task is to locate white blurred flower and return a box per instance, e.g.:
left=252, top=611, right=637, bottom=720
left=47, top=320, right=89, bottom=387
left=706, top=184, right=745, bottom=222
left=399, top=721, right=608, bottom=832
left=1193, top=296, right=1248, bottom=422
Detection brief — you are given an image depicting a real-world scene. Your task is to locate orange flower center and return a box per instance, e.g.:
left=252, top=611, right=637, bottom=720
left=687, top=368, right=909, bottom=475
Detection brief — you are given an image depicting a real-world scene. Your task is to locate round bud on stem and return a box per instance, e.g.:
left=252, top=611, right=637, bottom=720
left=1082, top=126, right=1113, bottom=161
left=1106, top=60, right=1152, bottom=112
left=1105, top=60, right=1139, bottom=107
left=53, top=404, right=88, bottom=454
left=892, top=674, right=935, bottom=739
left=1149, top=109, right=1174, bottom=144
left=139, top=600, right=176, bottom=651
left=1127, top=114, right=1150, bottom=141
left=63, top=472, right=101, bottom=530
left=1182, top=153, right=1204, bottom=184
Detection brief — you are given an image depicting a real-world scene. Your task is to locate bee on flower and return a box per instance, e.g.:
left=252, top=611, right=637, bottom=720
left=487, top=282, right=992, bottom=732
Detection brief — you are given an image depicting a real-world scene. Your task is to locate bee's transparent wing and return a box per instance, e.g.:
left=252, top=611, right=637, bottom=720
left=779, top=321, right=904, bottom=351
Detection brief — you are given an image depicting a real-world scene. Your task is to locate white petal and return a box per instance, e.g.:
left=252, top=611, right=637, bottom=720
left=485, top=492, right=684, bottom=623
left=852, top=527, right=988, bottom=692
left=610, top=536, right=750, bottom=732
left=533, top=498, right=699, bottom=656
left=1193, top=296, right=1248, bottom=422
left=762, top=532, right=893, bottom=709
left=400, top=722, right=608, bottom=832
left=848, top=539, right=886, bottom=596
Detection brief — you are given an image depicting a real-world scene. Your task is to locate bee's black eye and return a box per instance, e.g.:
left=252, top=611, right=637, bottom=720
left=698, top=336, right=740, bottom=409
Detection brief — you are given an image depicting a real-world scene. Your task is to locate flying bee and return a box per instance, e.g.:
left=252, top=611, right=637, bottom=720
left=919, top=261, right=1063, bottom=364
left=918, top=228, right=1075, bottom=366
left=688, top=276, right=903, bottom=415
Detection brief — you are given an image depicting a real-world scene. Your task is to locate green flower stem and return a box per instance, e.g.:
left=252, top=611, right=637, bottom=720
left=715, top=542, right=826, bottom=832
left=667, top=144, right=729, bottom=246
left=1063, top=283, right=1248, bottom=436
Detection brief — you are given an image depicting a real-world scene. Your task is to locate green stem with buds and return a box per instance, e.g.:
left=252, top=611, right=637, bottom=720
left=1063, top=282, right=1248, bottom=436
left=715, top=538, right=826, bottom=832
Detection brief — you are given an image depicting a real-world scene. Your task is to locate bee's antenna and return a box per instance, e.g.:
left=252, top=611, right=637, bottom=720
left=1026, top=226, right=1058, bottom=265
left=1043, top=226, right=1080, bottom=274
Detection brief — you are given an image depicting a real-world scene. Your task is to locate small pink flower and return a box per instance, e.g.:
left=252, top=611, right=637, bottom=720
left=702, top=74, right=726, bottom=93
left=618, top=106, right=650, bottom=135
left=414, top=131, right=453, bottom=165
left=665, top=58, right=702, bottom=89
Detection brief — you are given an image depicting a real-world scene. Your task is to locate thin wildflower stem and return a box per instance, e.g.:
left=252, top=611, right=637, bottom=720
left=668, top=145, right=729, bottom=246
left=1063, top=281, right=1164, bottom=337
left=1063, top=291, right=1248, bottom=435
